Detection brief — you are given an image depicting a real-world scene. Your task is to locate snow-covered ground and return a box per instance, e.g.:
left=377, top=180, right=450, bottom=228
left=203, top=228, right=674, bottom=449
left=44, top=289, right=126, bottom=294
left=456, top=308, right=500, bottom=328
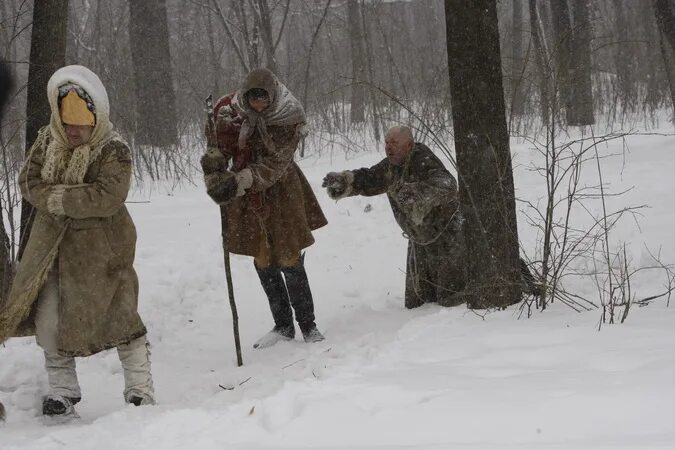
left=1, top=125, right=674, bottom=449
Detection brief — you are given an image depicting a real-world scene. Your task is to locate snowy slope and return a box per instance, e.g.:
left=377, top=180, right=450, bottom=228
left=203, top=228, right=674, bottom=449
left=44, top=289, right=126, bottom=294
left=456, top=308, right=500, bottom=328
left=1, top=128, right=674, bottom=449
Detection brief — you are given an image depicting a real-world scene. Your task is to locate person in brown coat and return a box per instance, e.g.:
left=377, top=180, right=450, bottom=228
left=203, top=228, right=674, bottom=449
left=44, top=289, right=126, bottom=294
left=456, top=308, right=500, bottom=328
left=323, top=126, right=467, bottom=309
left=201, top=68, right=327, bottom=349
left=0, top=65, right=154, bottom=418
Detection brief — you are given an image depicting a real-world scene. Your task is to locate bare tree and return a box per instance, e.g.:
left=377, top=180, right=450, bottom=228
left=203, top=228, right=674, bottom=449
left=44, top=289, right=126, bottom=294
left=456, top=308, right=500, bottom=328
left=250, top=0, right=280, bottom=74
left=510, top=0, right=525, bottom=118
left=444, top=0, right=523, bottom=308
left=528, top=0, right=552, bottom=124
left=235, top=0, right=260, bottom=68
left=550, top=0, right=573, bottom=118
left=567, top=0, right=594, bottom=125
left=128, top=0, right=178, bottom=147
left=348, top=0, right=366, bottom=124
left=653, top=0, right=675, bottom=119
left=19, top=0, right=68, bottom=259
left=653, top=0, right=675, bottom=51
left=612, top=0, right=636, bottom=112
left=0, top=60, right=14, bottom=300
left=300, top=0, right=333, bottom=157
left=360, top=0, right=382, bottom=141
left=24, top=0, right=68, bottom=157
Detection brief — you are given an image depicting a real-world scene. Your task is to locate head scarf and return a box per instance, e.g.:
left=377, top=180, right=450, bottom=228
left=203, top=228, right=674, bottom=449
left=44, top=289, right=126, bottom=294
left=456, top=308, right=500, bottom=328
left=39, top=65, right=122, bottom=185
left=231, top=68, right=307, bottom=153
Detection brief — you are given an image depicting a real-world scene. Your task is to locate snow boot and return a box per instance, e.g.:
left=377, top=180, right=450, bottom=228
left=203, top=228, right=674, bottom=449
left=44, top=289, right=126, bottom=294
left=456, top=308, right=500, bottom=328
left=126, top=393, right=156, bottom=406
left=118, top=336, right=155, bottom=407
left=42, top=394, right=78, bottom=417
left=281, top=255, right=324, bottom=343
left=253, top=325, right=295, bottom=349
left=301, top=326, right=325, bottom=343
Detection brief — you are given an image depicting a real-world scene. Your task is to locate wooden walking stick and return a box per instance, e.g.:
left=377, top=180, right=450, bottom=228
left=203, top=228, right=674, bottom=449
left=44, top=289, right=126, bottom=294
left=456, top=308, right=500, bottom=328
left=205, top=94, right=243, bottom=366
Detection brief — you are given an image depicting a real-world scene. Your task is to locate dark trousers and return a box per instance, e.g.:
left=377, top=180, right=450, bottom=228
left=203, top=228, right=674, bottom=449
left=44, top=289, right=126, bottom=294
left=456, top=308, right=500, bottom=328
left=254, top=254, right=317, bottom=333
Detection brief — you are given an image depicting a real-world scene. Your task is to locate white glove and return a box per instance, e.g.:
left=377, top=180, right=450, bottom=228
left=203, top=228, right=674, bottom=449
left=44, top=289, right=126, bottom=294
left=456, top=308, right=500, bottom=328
left=234, top=168, right=253, bottom=197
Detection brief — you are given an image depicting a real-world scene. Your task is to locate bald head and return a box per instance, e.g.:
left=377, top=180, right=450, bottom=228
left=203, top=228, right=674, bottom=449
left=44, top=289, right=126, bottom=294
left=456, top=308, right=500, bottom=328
left=386, top=126, right=413, bottom=143
left=384, top=126, right=414, bottom=165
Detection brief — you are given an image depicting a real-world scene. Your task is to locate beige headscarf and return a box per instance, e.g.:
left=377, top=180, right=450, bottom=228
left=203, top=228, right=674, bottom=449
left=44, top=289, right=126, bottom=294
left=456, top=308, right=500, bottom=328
left=39, top=65, right=122, bottom=185
left=231, top=68, right=307, bottom=153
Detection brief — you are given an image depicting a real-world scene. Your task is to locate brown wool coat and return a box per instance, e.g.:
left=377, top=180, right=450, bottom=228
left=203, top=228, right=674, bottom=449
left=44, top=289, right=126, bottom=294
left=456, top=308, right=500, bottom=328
left=0, top=129, right=145, bottom=356
left=205, top=68, right=327, bottom=264
left=223, top=124, right=327, bottom=263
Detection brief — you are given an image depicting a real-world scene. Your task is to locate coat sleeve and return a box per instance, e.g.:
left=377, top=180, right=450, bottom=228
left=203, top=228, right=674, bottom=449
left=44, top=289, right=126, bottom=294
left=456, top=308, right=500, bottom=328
left=350, top=158, right=391, bottom=197
left=59, top=142, right=132, bottom=219
left=19, top=127, right=55, bottom=213
left=247, top=125, right=300, bottom=192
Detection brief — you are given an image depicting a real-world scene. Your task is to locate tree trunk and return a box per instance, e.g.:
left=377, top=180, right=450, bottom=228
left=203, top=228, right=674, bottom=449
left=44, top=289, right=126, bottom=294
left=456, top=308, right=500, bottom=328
left=254, top=0, right=279, bottom=74
left=0, top=60, right=14, bottom=300
left=658, top=25, right=675, bottom=120
left=653, top=0, right=675, bottom=118
left=653, top=0, right=675, bottom=52
left=444, top=0, right=523, bottom=309
left=0, top=61, right=12, bottom=124
left=348, top=0, right=366, bottom=124
left=19, top=0, right=68, bottom=260
left=128, top=0, right=178, bottom=147
left=567, top=0, right=594, bottom=125
left=538, top=0, right=553, bottom=48
left=510, top=0, right=525, bottom=117
left=612, top=0, right=635, bottom=110
left=235, top=0, right=260, bottom=69
left=360, top=0, right=381, bottom=141
left=300, top=0, right=332, bottom=157
left=550, top=0, right=573, bottom=116
left=206, top=12, right=222, bottom=95
left=528, top=0, right=551, bottom=124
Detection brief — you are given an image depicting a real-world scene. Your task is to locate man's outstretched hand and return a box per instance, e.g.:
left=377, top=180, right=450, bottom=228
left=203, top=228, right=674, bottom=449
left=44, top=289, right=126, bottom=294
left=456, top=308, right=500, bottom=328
left=322, top=171, right=352, bottom=200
